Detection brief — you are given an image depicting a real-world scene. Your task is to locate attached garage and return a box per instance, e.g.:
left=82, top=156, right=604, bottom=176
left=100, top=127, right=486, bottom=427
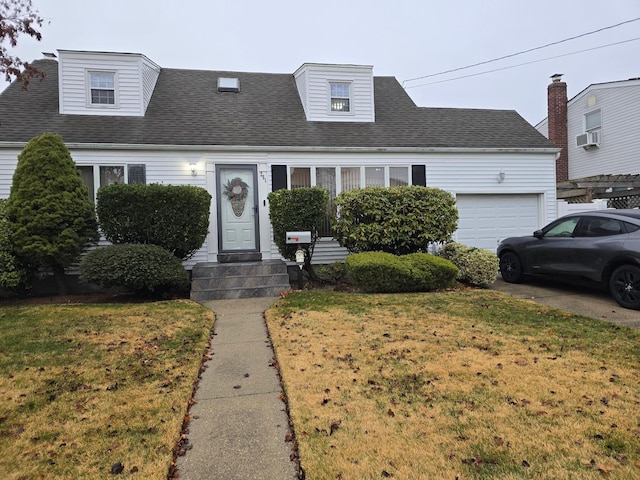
left=455, top=194, right=541, bottom=250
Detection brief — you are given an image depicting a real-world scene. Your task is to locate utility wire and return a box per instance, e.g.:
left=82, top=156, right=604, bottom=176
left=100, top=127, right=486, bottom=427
left=404, top=37, right=640, bottom=89
left=402, top=17, right=640, bottom=85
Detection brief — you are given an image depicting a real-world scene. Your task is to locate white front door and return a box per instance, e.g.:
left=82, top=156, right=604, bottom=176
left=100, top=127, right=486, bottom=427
left=217, top=165, right=259, bottom=252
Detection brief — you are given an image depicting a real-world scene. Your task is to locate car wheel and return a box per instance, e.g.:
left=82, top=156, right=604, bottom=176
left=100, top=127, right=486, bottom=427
left=609, top=265, right=640, bottom=310
left=499, top=251, right=524, bottom=283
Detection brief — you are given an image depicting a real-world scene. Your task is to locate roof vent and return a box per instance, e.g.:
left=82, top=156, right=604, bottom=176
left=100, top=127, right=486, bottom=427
left=217, top=77, right=240, bottom=93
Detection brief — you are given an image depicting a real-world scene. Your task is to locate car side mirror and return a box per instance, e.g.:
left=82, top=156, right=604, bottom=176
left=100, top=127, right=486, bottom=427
left=533, top=229, right=544, bottom=239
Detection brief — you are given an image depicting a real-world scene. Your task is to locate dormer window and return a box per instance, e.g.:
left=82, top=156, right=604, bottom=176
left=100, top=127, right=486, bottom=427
left=89, top=71, right=116, bottom=105
left=330, top=82, right=351, bottom=112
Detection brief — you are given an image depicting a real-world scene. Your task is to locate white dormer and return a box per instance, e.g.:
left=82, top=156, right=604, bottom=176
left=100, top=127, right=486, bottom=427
left=57, top=50, right=161, bottom=116
left=294, top=63, right=375, bottom=122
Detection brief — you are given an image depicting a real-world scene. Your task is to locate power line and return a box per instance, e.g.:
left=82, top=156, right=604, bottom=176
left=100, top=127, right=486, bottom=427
left=402, top=17, right=640, bottom=85
left=404, top=37, right=640, bottom=89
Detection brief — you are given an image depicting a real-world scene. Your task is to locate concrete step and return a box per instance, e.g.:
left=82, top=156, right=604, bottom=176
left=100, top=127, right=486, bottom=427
left=190, top=260, right=291, bottom=301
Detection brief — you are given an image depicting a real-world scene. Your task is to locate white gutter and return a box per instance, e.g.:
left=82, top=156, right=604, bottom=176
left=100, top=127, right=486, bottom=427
left=0, top=142, right=560, bottom=155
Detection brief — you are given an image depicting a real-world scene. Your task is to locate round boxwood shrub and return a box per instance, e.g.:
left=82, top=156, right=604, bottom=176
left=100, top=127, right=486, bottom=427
left=403, top=253, right=458, bottom=291
left=438, top=242, right=498, bottom=287
left=79, top=244, right=189, bottom=294
left=345, top=251, right=458, bottom=293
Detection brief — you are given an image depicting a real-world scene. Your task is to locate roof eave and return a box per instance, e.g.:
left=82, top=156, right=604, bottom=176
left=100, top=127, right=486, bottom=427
left=0, top=142, right=560, bottom=155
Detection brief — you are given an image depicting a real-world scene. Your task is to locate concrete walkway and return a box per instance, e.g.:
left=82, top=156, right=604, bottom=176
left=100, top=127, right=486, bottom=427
left=176, top=297, right=298, bottom=480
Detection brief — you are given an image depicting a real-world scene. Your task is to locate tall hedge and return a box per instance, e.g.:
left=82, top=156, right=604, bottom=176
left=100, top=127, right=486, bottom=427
left=267, top=187, right=328, bottom=270
left=0, top=199, right=26, bottom=290
left=97, top=183, right=211, bottom=260
left=333, top=186, right=458, bottom=255
left=6, top=133, right=99, bottom=289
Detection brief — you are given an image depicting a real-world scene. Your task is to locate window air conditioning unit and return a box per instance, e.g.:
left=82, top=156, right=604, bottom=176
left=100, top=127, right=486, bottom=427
left=576, top=131, right=600, bottom=148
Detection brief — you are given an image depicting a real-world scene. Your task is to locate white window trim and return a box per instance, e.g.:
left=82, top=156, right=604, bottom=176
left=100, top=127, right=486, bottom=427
left=77, top=164, right=127, bottom=202
left=328, top=81, right=353, bottom=115
left=86, top=70, right=119, bottom=108
left=584, top=109, right=602, bottom=132
left=286, top=165, right=413, bottom=194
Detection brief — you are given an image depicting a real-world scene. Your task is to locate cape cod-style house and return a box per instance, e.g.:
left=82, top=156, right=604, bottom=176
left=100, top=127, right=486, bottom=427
left=0, top=50, right=558, bottom=298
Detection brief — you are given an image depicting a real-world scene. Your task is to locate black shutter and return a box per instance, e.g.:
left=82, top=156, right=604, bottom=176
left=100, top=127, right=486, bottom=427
left=127, top=164, right=146, bottom=184
left=271, top=165, right=287, bottom=191
left=411, top=165, right=426, bottom=186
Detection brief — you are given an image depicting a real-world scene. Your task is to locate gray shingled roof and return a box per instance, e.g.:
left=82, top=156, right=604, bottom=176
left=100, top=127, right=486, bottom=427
left=0, top=59, right=554, bottom=150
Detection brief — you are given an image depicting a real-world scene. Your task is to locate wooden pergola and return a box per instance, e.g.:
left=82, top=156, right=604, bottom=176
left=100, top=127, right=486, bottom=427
left=557, top=174, right=640, bottom=205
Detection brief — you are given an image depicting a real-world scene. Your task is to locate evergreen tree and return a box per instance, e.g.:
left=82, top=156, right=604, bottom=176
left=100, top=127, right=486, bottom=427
left=6, top=133, right=99, bottom=292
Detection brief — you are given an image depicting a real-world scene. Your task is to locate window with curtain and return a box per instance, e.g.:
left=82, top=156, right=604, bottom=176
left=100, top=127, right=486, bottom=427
left=317, top=168, right=337, bottom=237
left=78, top=164, right=146, bottom=202
left=390, top=167, right=409, bottom=186
left=291, top=167, right=311, bottom=188
left=287, top=166, right=414, bottom=236
left=365, top=167, right=385, bottom=187
left=341, top=167, right=361, bottom=191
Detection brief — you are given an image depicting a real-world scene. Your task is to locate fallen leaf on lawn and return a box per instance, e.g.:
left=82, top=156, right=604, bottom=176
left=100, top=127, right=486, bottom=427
left=597, top=464, right=616, bottom=473
left=110, top=462, right=124, bottom=474
left=330, top=420, right=341, bottom=435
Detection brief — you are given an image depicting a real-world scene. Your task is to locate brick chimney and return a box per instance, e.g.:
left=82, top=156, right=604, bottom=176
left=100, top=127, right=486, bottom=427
left=547, top=74, right=568, bottom=182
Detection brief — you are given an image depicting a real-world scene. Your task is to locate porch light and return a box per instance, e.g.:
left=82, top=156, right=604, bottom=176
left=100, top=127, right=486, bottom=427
left=497, top=170, right=506, bottom=183
left=190, top=162, right=197, bottom=176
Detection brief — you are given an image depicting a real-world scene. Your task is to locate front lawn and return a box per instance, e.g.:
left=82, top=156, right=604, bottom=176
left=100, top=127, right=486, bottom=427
left=266, top=289, right=640, bottom=479
left=0, top=300, right=213, bottom=480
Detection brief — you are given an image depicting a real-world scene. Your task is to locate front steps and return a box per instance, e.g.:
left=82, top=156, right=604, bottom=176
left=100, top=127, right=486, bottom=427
left=190, top=260, right=292, bottom=301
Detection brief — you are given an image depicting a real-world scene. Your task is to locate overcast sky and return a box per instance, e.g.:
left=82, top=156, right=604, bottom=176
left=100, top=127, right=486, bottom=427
left=3, top=0, right=639, bottom=125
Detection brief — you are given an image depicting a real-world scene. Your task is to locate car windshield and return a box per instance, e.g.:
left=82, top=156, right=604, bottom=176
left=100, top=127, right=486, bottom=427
left=544, top=217, right=579, bottom=237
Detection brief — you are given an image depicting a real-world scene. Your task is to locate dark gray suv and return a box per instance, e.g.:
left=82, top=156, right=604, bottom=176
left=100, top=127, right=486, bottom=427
left=497, top=209, right=640, bottom=310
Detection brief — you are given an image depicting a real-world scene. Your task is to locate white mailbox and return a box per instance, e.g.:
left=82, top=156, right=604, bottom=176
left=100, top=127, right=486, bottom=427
left=286, top=231, right=311, bottom=244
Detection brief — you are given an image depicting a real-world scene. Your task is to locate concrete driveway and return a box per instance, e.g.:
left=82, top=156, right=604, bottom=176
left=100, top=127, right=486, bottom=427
left=491, top=277, right=640, bottom=329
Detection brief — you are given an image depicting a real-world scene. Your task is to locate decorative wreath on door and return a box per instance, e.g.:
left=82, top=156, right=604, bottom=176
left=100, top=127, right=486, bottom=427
left=223, top=177, right=249, bottom=217
left=222, top=177, right=249, bottom=200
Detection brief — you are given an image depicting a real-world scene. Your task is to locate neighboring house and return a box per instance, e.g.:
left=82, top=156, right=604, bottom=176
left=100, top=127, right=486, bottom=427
left=536, top=75, right=640, bottom=205
left=0, top=50, right=558, bottom=266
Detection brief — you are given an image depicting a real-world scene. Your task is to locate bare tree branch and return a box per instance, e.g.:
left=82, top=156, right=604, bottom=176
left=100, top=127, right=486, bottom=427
left=1, top=0, right=45, bottom=89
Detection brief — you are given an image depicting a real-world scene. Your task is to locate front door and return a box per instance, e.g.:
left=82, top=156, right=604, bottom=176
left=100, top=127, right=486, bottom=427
left=217, top=165, right=259, bottom=252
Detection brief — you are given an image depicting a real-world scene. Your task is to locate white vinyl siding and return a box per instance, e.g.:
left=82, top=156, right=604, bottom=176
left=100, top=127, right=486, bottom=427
left=294, top=63, right=375, bottom=122
left=58, top=50, right=160, bottom=116
left=0, top=148, right=557, bottom=266
left=567, top=81, right=640, bottom=178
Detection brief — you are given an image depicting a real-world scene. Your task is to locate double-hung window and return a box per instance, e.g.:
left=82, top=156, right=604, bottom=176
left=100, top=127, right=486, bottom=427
left=89, top=71, right=116, bottom=105
left=584, top=109, right=602, bottom=143
left=77, top=164, right=146, bottom=202
left=330, top=82, right=351, bottom=113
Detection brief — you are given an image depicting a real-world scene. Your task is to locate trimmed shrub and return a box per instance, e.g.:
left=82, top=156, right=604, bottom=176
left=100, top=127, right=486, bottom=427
left=333, top=186, right=458, bottom=255
left=268, top=187, right=328, bottom=269
left=438, top=242, right=499, bottom=287
left=345, top=251, right=458, bottom=293
left=404, top=253, right=458, bottom=291
left=0, top=199, right=26, bottom=290
left=346, top=252, right=413, bottom=293
left=6, top=133, right=99, bottom=285
left=97, top=183, right=211, bottom=260
left=79, top=244, right=189, bottom=294
left=316, top=261, right=349, bottom=285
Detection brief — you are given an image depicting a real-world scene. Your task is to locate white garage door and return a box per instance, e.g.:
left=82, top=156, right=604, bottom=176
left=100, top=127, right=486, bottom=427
left=455, top=194, right=540, bottom=250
